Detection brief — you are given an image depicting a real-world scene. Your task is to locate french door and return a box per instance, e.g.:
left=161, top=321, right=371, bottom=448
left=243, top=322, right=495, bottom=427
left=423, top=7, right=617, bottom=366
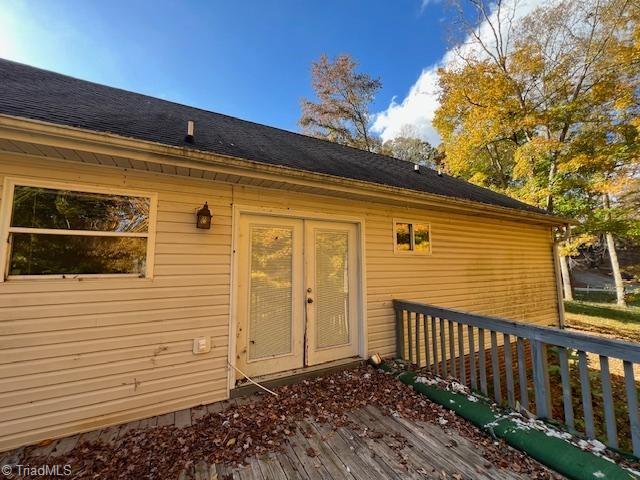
left=236, top=215, right=359, bottom=379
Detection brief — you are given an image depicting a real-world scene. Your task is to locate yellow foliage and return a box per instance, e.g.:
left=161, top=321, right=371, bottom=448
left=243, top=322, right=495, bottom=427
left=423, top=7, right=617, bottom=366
left=559, top=234, right=598, bottom=257
left=435, top=0, right=639, bottom=218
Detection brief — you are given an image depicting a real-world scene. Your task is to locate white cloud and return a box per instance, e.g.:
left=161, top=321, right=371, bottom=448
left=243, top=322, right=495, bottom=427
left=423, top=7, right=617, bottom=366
left=420, top=0, right=441, bottom=13
left=372, top=67, right=442, bottom=145
left=372, top=0, right=548, bottom=145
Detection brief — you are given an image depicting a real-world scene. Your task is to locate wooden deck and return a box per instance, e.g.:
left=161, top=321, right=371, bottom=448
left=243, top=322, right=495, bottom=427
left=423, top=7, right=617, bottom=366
left=213, top=406, right=531, bottom=480
left=2, top=397, right=534, bottom=480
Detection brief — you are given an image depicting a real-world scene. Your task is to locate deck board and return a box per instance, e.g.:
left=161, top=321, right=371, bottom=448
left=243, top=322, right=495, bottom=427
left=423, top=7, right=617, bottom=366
left=299, top=420, right=357, bottom=480
left=256, top=451, right=289, bottom=480
left=157, top=411, right=175, bottom=427
left=25, top=440, right=56, bottom=460
left=346, top=410, right=419, bottom=479
left=1, top=398, right=550, bottom=479
left=288, top=429, right=335, bottom=480
left=97, top=425, right=122, bottom=444
left=51, top=434, right=79, bottom=456
left=175, top=409, right=192, bottom=428
left=78, top=428, right=102, bottom=444
left=274, top=448, right=310, bottom=480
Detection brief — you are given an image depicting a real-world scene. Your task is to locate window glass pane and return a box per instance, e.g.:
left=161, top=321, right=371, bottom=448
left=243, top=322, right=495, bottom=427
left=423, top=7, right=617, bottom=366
left=11, top=186, right=149, bottom=232
left=414, top=224, right=430, bottom=252
left=9, top=233, right=147, bottom=276
left=395, top=222, right=412, bottom=251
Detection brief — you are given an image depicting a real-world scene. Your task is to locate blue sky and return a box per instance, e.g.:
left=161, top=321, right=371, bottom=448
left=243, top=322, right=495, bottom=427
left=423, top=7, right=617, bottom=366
left=0, top=1, right=452, bottom=137
left=0, top=0, right=543, bottom=145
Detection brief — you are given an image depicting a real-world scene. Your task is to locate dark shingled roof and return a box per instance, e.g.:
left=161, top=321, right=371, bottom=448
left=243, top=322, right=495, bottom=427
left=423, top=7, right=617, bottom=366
left=0, top=58, right=546, bottom=215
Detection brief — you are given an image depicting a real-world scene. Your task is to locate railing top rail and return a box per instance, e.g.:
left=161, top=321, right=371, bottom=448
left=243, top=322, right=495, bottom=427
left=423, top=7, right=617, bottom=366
left=393, top=299, right=640, bottom=364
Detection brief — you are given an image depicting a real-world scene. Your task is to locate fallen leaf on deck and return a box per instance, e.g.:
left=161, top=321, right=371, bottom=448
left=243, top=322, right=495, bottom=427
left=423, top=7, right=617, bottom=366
left=15, top=365, right=584, bottom=479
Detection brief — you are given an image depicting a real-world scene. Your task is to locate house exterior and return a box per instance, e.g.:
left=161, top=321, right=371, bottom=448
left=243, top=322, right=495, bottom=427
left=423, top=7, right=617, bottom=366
left=0, top=59, right=567, bottom=452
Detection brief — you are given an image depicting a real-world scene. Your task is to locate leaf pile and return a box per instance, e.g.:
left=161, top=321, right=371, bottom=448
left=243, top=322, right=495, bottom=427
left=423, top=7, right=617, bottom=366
left=19, top=366, right=556, bottom=479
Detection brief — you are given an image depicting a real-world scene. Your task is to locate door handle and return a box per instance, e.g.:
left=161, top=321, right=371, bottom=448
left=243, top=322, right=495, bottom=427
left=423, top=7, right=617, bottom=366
left=307, top=298, right=314, bottom=304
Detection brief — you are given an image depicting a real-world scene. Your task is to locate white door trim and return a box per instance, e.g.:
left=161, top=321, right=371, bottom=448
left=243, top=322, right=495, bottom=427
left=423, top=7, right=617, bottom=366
left=227, top=204, right=368, bottom=392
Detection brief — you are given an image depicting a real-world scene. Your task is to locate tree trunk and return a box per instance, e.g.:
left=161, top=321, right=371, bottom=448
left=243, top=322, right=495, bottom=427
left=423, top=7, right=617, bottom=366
left=605, top=232, right=627, bottom=307
left=559, top=255, right=573, bottom=301
left=546, top=160, right=557, bottom=213
left=602, top=193, right=626, bottom=307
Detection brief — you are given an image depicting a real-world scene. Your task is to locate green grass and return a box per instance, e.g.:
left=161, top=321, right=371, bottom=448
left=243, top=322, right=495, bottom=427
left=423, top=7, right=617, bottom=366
left=572, top=289, right=640, bottom=307
left=564, top=292, right=640, bottom=342
left=564, top=301, right=640, bottom=324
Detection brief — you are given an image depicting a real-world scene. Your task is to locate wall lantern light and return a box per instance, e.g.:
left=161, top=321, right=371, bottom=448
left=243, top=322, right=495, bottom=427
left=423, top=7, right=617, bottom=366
left=196, top=202, right=212, bottom=229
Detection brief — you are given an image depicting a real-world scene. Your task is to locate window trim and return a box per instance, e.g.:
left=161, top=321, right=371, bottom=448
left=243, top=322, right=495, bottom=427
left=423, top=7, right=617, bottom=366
left=392, top=218, right=432, bottom=255
left=0, top=177, right=158, bottom=281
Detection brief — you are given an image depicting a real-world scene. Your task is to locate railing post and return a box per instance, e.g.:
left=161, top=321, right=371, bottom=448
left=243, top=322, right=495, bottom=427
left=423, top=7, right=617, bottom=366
left=440, top=317, right=447, bottom=376
left=558, top=347, right=574, bottom=430
left=407, top=311, right=414, bottom=365
left=458, top=323, right=466, bottom=385
left=531, top=339, right=552, bottom=419
left=395, top=307, right=405, bottom=360
left=516, top=337, right=529, bottom=411
left=578, top=350, right=595, bottom=438
left=624, top=361, right=640, bottom=457
left=424, top=314, right=430, bottom=371
left=415, top=313, right=421, bottom=368
left=599, top=355, right=617, bottom=448
left=490, top=331, right=502, bottom=404
left=503, top=334, right=515, bottom=409
left=478, top=328, right=488, bottom=395
left=468, top=325, right=477, bottom=390
left=431, top=316, right=439, bottom=375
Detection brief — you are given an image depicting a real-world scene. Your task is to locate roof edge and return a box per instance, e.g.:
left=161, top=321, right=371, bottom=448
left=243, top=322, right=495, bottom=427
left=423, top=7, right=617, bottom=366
left=0, top=114, right=573, bottom=226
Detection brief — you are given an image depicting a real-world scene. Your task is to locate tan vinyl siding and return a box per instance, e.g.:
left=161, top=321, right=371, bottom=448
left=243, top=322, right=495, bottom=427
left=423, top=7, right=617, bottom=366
left=0, top=152, right=559, bottom=451
left=0, top=155, right=233, bottom=450
left=230, top=187, right=559, bottom=358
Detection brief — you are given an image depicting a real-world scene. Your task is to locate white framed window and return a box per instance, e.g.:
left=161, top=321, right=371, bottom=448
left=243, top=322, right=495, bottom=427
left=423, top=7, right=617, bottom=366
left=393, top=219, right=431, bottom=254
left=0, top=178, right=157, bottom=281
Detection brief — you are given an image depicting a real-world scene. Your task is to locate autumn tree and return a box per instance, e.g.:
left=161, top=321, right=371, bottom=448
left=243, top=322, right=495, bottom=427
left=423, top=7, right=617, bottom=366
left=300, top=54, right=382, bottom=152
left=381, top=125, right=438, bottom=166
left=434, top=0, right=640, bottom=305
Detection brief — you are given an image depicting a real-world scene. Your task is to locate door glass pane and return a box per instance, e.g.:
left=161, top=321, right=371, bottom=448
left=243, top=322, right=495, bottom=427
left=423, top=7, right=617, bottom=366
left=9, top=233, right=147, bottom=275
left=315, top=231, right=349, bottom=348
left=11, top=186, right=149, bottom=232
left=249, top=226, right=293, bottom=360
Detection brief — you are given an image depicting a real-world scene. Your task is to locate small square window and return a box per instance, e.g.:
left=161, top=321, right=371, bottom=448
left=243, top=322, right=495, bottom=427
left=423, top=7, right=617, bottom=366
left=394, top=220, right=431, bottom=254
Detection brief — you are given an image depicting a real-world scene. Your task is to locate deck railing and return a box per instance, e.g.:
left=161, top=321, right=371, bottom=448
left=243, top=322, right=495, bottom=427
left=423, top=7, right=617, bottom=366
left=393, top=299, right=640, bottom=456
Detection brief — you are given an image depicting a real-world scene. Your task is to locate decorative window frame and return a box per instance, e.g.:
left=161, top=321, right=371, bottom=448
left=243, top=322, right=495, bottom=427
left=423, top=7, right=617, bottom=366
left=392, top=218, right=432, bottom=255
left=0, top=177, right=158, bottom=281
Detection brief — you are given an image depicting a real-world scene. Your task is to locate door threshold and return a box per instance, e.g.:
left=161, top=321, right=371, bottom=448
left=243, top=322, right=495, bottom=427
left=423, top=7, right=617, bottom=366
left=231, top=357, right=364, bottom=399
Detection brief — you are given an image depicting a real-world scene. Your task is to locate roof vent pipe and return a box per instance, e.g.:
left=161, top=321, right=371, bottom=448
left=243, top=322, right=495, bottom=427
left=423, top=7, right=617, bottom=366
left=414, top=163, right=420, bottom=173
left=185, top=120, right=195, bottom=143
